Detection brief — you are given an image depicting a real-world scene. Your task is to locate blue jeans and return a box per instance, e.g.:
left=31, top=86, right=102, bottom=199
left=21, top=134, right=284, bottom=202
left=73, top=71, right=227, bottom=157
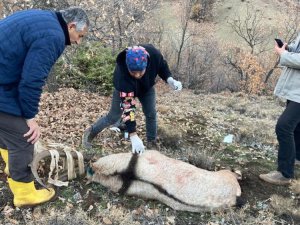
left=276, top=100, right=300, bottom=178
left=91, top=87, right=157, bottom=141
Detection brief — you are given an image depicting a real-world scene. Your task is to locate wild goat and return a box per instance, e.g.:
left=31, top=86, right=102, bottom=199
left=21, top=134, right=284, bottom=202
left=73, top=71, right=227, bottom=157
left=88, top=150, right=242, bottom=212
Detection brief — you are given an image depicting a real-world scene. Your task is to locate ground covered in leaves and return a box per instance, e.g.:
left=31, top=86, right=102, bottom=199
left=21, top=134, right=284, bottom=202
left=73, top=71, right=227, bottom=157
left=0, top=82, right=300, bottom=225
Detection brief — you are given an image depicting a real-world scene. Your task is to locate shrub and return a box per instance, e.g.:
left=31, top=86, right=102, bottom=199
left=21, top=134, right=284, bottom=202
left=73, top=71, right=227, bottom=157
left=48, top=42, right=116, bottom=95
left=238, top=52, right=266, bottom=95
left=190, top=0, right=215, bottom=22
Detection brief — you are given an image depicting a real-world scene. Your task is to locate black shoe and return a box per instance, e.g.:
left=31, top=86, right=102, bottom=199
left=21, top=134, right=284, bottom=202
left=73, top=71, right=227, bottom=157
left=82, top=127, right=95, bottom=149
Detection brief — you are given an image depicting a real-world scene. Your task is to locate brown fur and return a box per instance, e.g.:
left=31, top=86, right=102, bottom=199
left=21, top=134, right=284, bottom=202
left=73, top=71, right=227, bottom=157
left=89, top=150, right=241, bottom=212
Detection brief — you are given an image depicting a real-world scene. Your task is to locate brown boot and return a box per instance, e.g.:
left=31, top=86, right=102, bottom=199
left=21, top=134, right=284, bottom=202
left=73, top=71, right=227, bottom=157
left=259, top=171, right=292, bottom=185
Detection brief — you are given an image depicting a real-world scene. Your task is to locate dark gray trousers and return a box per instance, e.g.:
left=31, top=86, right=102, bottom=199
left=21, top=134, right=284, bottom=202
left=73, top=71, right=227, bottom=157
left=276, top=100, right=300, bottom=178
left=0, top=112, right=34, bottom=182
left=91, top=87, right=157, bottom=141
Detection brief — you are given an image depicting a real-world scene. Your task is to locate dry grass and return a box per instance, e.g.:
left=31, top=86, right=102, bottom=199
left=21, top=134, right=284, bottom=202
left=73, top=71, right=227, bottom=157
left=290, top=180, right=300, bottom=194
left=187, top=147, right=217, bottom=171
left=212, top=204, right=278, bottom=225
left=157, top=123, right=182, bottom=149
left=270, top=194, right=300, bottom=221
left=1, top=207, right=99, bottom=225
left=157, top=88, right=282, bottom=153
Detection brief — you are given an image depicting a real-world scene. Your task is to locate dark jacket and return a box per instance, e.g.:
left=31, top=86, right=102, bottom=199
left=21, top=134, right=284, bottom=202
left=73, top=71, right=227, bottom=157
left=113, top=44, right=172, bottom=133
left=0, top=10, right=69, bottom=119
left=113, top=44, right=172, bottom=97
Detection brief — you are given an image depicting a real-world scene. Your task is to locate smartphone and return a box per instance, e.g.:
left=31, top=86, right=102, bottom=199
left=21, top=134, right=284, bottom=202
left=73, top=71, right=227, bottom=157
left=275, top=38, right=284, bottom=48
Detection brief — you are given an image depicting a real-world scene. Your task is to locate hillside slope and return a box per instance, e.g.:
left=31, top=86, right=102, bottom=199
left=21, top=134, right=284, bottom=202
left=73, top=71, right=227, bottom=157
left=157, top=0, right=288, bottom=45
left=214, top=0, right=285, bottom=41
left=1, top=85, right=299, bottom=224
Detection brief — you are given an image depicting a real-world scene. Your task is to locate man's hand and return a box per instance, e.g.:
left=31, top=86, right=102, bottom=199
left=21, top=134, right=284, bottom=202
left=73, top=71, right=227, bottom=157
left=130, top=133, right=145, bottom=154
left=167, top=77, right=182, bottom=91
left=275, top=42, right=288, bottom=55
left=24, top=118, right=40, bottom=144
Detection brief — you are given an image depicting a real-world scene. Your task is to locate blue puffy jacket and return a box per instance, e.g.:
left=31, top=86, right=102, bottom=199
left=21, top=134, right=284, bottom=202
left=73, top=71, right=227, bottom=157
left=0, top=10, right=67, bottom=119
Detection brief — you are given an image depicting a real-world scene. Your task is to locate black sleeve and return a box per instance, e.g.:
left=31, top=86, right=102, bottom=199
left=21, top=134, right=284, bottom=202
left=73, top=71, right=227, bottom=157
left=157, top=51, right=172, bottom=82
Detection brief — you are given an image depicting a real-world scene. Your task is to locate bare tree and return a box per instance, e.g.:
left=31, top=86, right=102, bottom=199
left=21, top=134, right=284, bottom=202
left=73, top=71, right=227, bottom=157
left=185, top=38, right=221, bottom=91
left=227, top=5, right=270, bottom=55
left=226, top=3, right=300, bottom=86
left=0, top=0, right=73, bottom=17
left=176, top=0, right=191, bottom=71
left=264, top=4, right=300, bottom=83
left=171, top=0, right=196, bottom=75
left=0, top=0, right=161, bottom=53
left=88, top=0, right=160, bottom=53
left=223, top=47, right=245, bottom=81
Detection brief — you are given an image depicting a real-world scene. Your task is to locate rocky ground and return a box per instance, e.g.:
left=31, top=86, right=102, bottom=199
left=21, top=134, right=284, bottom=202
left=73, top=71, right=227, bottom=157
left=0, top=82, right=299, bottom=225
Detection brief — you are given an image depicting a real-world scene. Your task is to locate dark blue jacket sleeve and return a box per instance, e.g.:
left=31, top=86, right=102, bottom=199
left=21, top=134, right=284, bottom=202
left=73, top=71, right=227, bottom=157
left=18, top=36, right=64, bottom=119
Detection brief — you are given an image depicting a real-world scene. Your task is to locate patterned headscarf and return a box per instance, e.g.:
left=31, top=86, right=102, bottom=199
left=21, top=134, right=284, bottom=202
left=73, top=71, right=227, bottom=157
left=126, top=46, right=149, bottom=71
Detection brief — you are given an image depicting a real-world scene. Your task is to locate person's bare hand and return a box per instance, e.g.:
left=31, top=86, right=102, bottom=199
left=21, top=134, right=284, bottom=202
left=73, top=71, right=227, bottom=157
left=24, top=118, right=40, bottom=144
left=275, top=43, right=288, bottom=55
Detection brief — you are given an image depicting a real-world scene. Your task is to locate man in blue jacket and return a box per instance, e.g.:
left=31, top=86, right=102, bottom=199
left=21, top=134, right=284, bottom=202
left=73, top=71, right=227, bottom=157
left=0, top=7, right=89, bottom=207
left=82, top=45, right=182, bottom=153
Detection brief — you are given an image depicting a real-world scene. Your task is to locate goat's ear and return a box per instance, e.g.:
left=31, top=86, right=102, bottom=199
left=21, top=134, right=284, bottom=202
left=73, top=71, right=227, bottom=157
left=85, top=166, right=95, bottom=185
left=87, top=166, right=95, bottom=176
left=232, top=169, right=242, bottom=180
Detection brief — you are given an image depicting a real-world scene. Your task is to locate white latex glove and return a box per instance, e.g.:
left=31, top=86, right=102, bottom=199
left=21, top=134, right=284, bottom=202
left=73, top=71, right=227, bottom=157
left=130, top=134, right=145, bottom=154
left=167, top=77, right=182, bottom=91
left=109, top=127, right=121, bottom=133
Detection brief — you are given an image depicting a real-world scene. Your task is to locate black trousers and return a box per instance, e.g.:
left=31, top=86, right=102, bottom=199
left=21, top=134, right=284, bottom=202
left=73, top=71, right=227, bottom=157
left=0, top=112, right=34, bottom=182
left=276, top=100, right=300, bottom=178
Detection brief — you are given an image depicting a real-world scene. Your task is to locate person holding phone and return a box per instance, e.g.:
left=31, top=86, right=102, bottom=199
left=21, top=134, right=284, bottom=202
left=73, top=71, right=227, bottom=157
left=259, top=36, right=300, bottom=185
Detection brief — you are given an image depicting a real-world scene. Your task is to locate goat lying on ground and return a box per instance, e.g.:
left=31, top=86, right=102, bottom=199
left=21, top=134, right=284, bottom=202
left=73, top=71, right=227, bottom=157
left=88, top=150, right=242, bottom=212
